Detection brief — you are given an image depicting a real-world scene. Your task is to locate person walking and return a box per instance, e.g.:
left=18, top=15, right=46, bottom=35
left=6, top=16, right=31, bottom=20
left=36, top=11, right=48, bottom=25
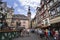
left=39, top=29, right=44, bottom=38
left=44, top=29, right=51, bottom=40
left=45, top=29, right=48, bottom=40
left=51, top=29, right=55, bottom=40
left=54, top=30, right=59, bottom=40
left=48, top=29, right=51, bottom=40
left=26, top=29, right=30, bottom=36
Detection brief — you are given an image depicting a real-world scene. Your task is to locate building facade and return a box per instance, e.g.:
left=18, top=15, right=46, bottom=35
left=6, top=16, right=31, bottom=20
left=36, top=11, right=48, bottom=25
left=27, top=6, right=31, bottom=28
left=36, top=0, right=50, bottom=29
left=35, top=0, right=60, bottom=29
left=32, top=16, right=36, bottom=28
left=48, top=0, right=60, bottom=30
left=0, top=0, right=14, bottom=27
left=12, top=7, right=31, bottom=29
left=0, top=0, right=7, bottom=20
left=6, top=7, right=14, bottom=27
left=12, top=14, right=29, bottom=29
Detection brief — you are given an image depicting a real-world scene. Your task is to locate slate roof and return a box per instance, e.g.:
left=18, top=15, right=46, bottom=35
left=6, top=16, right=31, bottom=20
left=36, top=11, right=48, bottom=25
left=12, top=14, right=28, bottom=20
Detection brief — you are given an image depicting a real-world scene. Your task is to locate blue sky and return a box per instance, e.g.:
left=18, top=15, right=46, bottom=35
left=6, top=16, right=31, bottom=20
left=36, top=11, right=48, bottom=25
left=3, top=0, right=40, bottom=18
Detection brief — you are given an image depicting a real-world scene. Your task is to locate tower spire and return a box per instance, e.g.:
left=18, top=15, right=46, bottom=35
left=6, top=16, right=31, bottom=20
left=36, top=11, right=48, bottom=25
left=28, top=6, right=30, bottom=11
left=28, top=6, right=31, bottom=14
left=27, top=6, right=31, bottom=28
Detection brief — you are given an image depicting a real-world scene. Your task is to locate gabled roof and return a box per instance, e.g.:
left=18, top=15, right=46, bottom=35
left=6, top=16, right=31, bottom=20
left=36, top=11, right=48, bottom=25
left=12, top=14, right=28, bottom=20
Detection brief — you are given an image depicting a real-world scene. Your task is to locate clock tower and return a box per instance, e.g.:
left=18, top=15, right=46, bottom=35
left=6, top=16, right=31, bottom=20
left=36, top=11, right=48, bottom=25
left=27, top=6, right=31, bottom=28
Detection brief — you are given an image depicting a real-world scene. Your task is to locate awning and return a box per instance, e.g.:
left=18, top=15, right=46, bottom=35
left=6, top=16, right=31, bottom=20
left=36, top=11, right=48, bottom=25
left=50, top=17, right=60, bottom=24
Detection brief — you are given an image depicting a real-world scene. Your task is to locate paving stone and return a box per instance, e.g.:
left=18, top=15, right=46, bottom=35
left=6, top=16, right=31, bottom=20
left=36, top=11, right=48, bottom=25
left=13, top=33, right=41, bottom=40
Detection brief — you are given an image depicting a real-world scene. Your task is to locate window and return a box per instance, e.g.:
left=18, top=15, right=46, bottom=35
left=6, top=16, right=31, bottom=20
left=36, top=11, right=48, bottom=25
left=47, top=4, right=50, bottom=10
left=2, top=9, right=5, bottom=13
left=41, top=16, right=43, bottom=19
left=45, top=19, right=48, bottom=25
left=51, top=10, right=55, bottom=15
left=49, top=11, right=51, bottom=16
left=49, top=1, right=53, bottom=6
left=49, top=11, right=51, bottom=14
left=54, top=0, right=57, bottom=2
left=57, top=6, right=60, bottom=12
left=44, top=5, right=46, bottom=10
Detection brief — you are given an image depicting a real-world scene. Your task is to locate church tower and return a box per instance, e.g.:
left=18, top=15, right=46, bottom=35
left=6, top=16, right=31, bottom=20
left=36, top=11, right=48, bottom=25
left=27, top=6, right=31, bottom=28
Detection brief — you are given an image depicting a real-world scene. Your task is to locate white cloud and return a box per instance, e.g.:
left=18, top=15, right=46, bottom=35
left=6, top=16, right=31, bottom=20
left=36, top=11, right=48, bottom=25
left=31, top=14, right=35, bottom=18
left=18, top=0, right=41, bottom=10
left=31, top=11, right=36, bottom=18
left=13, top=3, right=18, bottom=8
left=17, top=8, right=36, bottom=18
left=17, top=9, right=21, bottom=12
left=18, top=0, right=41, bottom=18
left=7, top=5, right=11, bottom=8
left=17, top=8, right=26, bottom=14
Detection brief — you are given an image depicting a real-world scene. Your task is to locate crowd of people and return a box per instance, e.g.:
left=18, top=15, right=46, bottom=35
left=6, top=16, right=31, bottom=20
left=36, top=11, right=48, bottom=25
left=19, top=29, right=30, bottom=37
left=37, top=28, right=60, bottom=40
left=19, top=28, right=60, bottom=40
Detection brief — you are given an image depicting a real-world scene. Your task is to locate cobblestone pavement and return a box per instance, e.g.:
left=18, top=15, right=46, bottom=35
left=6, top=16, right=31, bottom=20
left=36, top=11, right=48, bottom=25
left=41, top=36, right=54, bottom=40
left=13, top=33, right=41, bottom=40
